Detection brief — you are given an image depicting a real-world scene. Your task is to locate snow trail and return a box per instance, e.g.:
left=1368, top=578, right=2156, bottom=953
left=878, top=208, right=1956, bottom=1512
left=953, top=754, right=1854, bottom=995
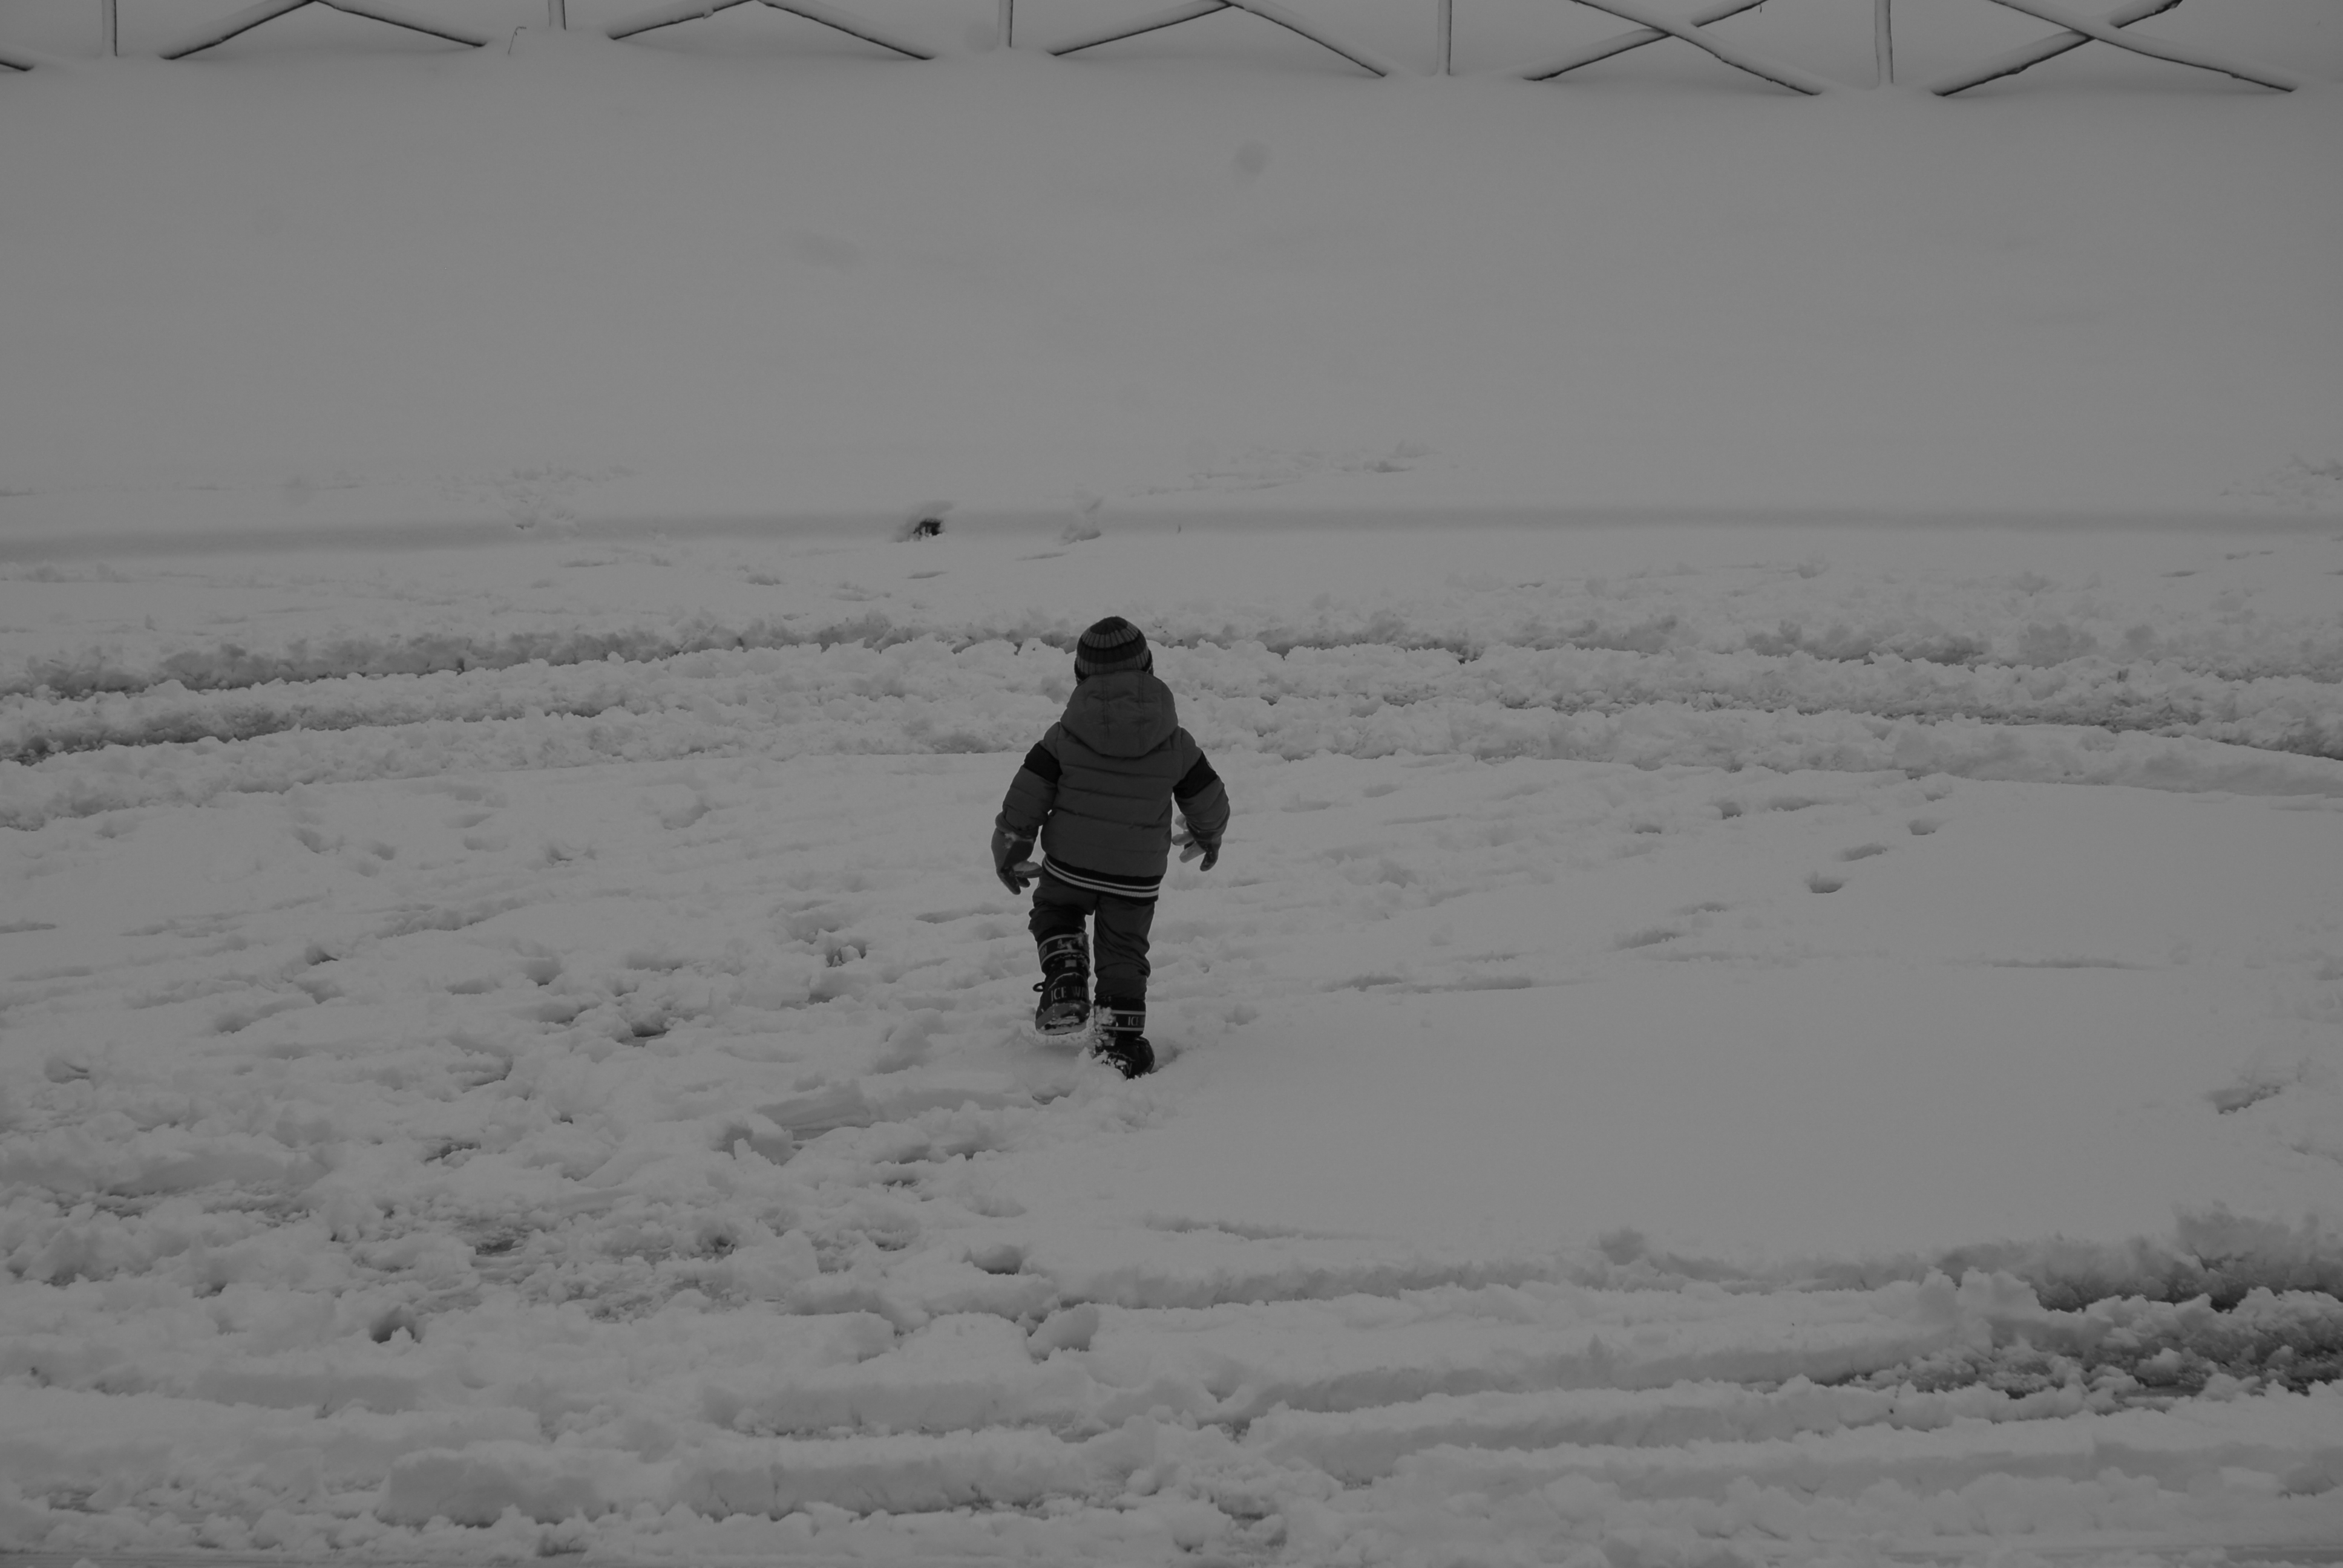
left=7, top=522, right=2341, bottom=829
left=4, top=521, right=2342, bottom=1562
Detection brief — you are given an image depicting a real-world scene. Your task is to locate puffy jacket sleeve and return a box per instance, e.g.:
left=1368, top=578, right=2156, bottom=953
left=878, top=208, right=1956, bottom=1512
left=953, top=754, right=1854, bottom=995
left=1170, top=737, right=1229, bottom=843
left=995, top=726, right=1064, bottom=840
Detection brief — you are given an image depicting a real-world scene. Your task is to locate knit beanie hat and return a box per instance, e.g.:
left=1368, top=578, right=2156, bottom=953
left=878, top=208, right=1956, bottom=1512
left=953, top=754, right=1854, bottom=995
left=1073, top=616, right=1152, bottom=679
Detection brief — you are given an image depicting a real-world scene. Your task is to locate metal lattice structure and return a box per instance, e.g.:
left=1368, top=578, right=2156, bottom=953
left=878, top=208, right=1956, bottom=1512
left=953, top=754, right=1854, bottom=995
left=160, top=0, right=491, bottom=59
left=605, top=0, right=932, bottom=57
left=1045, top=0, right=1398, bottom=78
left=1519, top=0, right=1827, bottom=93
left=22, top=0, right=2311, bottom=91
left=1927, top=0, right=2298, bottom=94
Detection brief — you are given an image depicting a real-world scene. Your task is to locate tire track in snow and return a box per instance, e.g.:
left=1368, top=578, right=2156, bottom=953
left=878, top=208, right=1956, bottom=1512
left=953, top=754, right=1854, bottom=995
left=7, top=641, right=2342, bottom=763
left=5, top=637, right=2340, bottom=829
left=13, top=581, right=2341, bottom=702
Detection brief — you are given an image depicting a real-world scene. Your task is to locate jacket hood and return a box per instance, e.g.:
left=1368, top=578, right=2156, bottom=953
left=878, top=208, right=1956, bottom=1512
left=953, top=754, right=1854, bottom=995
left=1063, top=670, right=1179, bottom=759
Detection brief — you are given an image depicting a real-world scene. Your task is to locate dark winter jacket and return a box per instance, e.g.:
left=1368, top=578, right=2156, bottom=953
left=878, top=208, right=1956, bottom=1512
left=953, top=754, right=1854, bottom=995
left=996, top=670, right=1228, bottom=900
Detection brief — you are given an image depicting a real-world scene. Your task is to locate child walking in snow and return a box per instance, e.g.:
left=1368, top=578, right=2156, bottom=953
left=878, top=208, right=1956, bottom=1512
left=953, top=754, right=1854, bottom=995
left=992, top=618, right=1229, bottom=1079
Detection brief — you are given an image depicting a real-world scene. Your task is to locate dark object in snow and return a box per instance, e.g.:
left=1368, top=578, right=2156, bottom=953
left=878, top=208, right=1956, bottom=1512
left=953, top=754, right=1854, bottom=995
left=896, top=501, right=952, bottom=541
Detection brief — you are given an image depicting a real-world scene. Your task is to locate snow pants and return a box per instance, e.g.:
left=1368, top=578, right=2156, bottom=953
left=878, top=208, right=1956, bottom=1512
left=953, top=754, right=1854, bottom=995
left=1029, top=872, right=1154, bottom=1004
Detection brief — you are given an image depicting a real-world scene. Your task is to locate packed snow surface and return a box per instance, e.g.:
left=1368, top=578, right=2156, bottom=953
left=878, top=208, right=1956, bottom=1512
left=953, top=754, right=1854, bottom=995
left=4, top=515, right=2342, bottom=1566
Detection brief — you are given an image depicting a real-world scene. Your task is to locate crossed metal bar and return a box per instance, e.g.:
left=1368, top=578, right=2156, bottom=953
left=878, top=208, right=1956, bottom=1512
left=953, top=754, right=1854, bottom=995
left=67, top=0, right=2312, bottom=90
left=605, top=0, right=931, bottom=56
left=160, top=0, right=491, bottom=57
left=1929, top=0, right=2298, bottom=94
left=1047, top=0, right=1398, bottom=78
left=1520, top=0, right=1829, bottom=94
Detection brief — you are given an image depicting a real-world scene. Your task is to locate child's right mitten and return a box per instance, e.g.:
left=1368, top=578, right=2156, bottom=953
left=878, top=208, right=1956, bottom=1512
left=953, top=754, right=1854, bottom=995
left=992, top=827, right=1037, bottom=893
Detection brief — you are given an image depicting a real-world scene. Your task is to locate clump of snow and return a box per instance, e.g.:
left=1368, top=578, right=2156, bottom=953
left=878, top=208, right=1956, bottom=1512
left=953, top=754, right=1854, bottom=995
left=2229, top=457, right=2343, bottom=513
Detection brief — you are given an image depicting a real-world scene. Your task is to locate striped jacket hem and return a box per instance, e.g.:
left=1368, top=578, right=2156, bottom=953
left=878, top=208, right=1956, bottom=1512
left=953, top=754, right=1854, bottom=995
left=1040, top=856, right=1163, bottom=902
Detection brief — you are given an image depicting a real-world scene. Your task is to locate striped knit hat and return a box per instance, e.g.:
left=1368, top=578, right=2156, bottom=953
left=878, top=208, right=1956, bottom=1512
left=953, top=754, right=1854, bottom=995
left=1073, top=616, right=1152, bottom=679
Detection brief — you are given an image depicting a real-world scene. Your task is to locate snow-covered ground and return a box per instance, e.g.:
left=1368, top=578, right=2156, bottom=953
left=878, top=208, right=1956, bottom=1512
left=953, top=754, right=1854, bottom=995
left=5, top=1, right=2343, bottom=1561
left=1, top=0, right=2340, bottom=532
left=4, top=515, right=2341, bottom=1564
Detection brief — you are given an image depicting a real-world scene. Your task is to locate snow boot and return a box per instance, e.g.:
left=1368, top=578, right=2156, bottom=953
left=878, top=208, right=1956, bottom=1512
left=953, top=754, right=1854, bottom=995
left=1092, top=996, right=1155, bottom=1079
left=1032, top=932, right=1092, bottom=1038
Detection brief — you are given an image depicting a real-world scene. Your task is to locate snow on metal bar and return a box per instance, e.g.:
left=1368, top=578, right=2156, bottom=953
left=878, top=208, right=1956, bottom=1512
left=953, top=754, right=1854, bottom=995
left=160, top=0, right=488, bottom=57
left=1048, top=1, right=1242, bottom=58
left=160, top=0, right=309, bottom=57
left=1544, top=0, right=1828, bottom=93
left=1047, top=0, right=1395, bottom=76
left=1932, top=0, right=2297, bottom=93
left=1927, top=0, right=2182, bottom=93
left=320, top=0, right=493, bottom=45
left=1229, top=0, right=1397, bottom=74
left=756, top=0, right=932, bottom=58
left=606, top=0, right=754, bottom=41
left=605, top=0, right=929, bottom=56
left=1520, top=0, right=1769, bottom=82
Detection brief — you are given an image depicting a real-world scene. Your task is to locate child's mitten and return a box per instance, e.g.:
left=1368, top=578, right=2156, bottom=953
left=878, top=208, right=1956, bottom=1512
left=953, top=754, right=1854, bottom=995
left=1175, top=830, right=1221, bottom=872
left=992, top=827, right=1037, bottom=893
